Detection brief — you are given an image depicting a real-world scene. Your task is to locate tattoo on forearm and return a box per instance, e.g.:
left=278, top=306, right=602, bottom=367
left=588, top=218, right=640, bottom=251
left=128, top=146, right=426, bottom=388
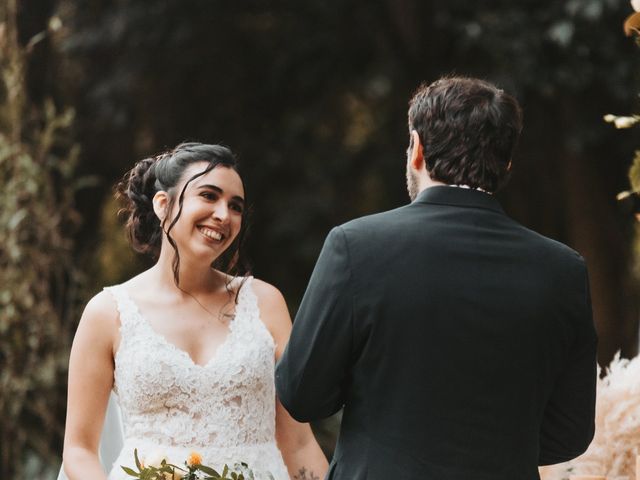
left=293, top=467, right=320, bottom=480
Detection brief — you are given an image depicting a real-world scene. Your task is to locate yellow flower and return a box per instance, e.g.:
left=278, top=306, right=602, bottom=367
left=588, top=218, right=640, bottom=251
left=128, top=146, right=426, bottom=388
left=187, top=451, right=202, bottom=466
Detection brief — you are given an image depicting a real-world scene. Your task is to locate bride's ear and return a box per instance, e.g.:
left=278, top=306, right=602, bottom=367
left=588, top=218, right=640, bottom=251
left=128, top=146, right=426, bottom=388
left=152, top=191, right=169, bottom=222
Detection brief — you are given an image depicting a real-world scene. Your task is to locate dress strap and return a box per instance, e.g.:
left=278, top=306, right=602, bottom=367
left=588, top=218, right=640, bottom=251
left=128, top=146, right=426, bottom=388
left=103, top=285, right=141, bottom=330
left=233, top=276, right=275, bottom=351
left=235, top=276, right=257, bottom=321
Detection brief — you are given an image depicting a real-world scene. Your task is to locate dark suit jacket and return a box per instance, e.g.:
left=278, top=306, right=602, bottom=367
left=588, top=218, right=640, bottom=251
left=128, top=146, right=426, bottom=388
left=275, top=186, right=597, bottom=480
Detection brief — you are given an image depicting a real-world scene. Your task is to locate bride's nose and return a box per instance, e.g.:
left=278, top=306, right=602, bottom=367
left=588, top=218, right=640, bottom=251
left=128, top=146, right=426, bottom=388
left=212, top=201, right=230, bottom=223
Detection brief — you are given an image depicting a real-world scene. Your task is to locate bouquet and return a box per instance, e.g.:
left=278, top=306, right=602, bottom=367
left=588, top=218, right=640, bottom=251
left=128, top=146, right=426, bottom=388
left=121, top=449, right=265, bottom=480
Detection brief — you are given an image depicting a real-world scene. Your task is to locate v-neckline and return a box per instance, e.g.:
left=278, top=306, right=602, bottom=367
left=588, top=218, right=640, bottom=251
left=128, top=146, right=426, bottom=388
left=119, top=281, right=248, bottom=369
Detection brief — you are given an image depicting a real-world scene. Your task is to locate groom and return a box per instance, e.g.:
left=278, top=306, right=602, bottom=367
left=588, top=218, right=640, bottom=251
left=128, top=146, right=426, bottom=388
left=275, top=77, right=597, bottom=479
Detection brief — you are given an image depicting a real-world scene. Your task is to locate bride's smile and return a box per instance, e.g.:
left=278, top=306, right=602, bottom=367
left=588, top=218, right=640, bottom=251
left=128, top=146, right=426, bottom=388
left=197, top=224, right=226, bottom=242
left=157, top=162, right=245, bottom=263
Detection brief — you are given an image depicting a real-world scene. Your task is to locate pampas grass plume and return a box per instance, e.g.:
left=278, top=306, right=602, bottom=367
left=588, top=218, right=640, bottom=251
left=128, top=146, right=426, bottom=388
left=540, top=352, right=640, bottom=480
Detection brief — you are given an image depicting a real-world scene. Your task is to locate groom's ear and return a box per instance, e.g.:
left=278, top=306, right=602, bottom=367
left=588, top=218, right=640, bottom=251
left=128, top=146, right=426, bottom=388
left=409, top=130, right=425, bottom=171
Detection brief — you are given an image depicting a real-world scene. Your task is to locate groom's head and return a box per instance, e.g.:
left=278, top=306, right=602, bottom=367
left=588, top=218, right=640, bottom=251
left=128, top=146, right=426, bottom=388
left=406, top=77, right=522, bottom=199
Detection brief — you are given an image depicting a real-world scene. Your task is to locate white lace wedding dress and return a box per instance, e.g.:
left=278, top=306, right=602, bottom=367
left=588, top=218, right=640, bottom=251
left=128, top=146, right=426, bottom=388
left=60, top=276, right=290, bottom=480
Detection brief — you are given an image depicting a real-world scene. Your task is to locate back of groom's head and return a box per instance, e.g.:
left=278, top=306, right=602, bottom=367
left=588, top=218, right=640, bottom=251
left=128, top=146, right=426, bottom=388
left=408, top=76, right=523, bottom=193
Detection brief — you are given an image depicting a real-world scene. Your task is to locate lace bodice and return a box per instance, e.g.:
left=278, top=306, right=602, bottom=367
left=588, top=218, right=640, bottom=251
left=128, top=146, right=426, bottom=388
left=105, top=277, right=290, bottom=480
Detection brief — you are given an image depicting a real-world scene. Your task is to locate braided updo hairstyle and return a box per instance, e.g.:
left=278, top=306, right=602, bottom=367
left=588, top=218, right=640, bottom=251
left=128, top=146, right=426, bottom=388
left=117, top=142, right=250, bottom=287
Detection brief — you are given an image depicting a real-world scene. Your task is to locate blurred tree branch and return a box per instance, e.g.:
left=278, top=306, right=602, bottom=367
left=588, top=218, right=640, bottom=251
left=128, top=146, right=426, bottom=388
left=0, top=0, right=81, bottom=477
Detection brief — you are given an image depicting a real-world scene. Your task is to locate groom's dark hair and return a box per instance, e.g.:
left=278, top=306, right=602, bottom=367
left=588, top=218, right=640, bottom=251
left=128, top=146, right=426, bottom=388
left=408, top=76, right=523, bottom=193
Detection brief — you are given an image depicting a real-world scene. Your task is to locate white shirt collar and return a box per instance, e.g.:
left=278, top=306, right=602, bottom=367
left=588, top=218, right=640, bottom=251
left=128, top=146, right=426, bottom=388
left=447, top=184, right=491, bottom=195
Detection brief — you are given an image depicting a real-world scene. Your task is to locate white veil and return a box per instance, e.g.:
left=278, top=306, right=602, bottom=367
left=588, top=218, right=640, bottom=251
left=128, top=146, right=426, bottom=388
left=57, top=392, right=124, bottom=480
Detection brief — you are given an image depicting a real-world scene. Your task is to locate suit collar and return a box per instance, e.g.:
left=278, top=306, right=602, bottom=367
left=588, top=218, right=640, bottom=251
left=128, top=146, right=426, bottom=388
left=413, top=185, right=505, bottom=213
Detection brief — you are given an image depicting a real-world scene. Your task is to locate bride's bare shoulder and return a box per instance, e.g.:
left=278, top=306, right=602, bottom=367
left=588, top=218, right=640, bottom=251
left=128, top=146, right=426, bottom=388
left=248, top=278, right=291, bottom=355
left=249, top=277, right=287, bottom=309
left=78, top=269, right=151, bottom=328
left=79, top=289, right=119, bottom=327
left=71, top=289, right=121, bottom=354
left=249, top=278, right=290, bottom=325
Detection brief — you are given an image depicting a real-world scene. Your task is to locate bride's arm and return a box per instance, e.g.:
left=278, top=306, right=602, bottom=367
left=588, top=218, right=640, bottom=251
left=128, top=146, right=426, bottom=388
left=274, top=401, right=329, bottom=480
left=274, top=401, right=328, bottom=480
left=253, top=280, right=329, bottom=480
left=63, top=291, right=119, bottom=480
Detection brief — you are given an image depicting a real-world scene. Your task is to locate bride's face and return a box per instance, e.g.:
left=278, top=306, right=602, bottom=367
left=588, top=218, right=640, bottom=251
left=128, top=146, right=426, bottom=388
left=159, top=162, right=245, bottom=262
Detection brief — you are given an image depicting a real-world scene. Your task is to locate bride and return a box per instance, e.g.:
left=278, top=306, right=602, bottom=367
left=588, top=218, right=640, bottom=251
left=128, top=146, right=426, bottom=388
left=61, top=143, right=328, bottom=480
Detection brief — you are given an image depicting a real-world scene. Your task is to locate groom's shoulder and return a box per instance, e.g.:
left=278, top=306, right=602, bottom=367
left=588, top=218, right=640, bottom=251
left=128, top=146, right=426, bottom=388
left=337, top=206, right=587, bottom=267
left=513, top=221, right=587, bottom=269
left=336, top=204, right=410, bottom=237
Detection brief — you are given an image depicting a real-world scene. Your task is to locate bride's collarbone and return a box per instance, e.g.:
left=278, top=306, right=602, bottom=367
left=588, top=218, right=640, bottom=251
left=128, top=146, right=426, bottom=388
left=127, top=292, right=237, bottom=356
left=141, top=299, right=235, bottom=328
left=134, top=285, right=237, bottom=321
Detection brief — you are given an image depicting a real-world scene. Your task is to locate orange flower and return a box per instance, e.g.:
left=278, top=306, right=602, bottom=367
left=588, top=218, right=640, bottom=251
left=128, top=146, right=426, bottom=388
left=187, top=451, right=202, bottom=466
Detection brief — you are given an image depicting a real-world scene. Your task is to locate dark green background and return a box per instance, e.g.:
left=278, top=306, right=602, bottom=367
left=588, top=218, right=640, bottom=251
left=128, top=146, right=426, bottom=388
left=4, top=0, right=640, bottom=476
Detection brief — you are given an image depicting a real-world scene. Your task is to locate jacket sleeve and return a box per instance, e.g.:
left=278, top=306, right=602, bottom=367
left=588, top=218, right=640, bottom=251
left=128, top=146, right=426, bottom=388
left=275, top=226, right=354, bottom=422
left=539, top=265, right=598, bottom=465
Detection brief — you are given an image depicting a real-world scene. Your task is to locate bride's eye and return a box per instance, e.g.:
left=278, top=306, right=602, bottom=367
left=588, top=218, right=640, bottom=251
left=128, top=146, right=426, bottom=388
left=230, top=202, right=244, bottom=214
left=200, top=192, right=217, bottom=201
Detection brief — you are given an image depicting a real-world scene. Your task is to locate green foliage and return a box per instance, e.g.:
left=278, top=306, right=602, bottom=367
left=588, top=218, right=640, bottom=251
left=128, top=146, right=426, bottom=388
left=625, top=152, right=640, bottom=279
left=613, top=6, right=640, bottom=282
left=0, top=0, right=81, bottom=477
left=628, top=151, right=640, bottom=192
left=120, top=449, right=266, bottom=480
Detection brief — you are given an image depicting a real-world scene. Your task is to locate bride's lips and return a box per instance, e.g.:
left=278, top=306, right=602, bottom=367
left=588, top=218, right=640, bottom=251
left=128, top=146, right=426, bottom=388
left=197, top=225, right=227, bottom=243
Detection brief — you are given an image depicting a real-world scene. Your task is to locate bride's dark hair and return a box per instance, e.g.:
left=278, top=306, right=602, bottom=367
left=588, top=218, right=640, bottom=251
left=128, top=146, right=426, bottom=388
left=117, top=142, right=250, bottom=291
